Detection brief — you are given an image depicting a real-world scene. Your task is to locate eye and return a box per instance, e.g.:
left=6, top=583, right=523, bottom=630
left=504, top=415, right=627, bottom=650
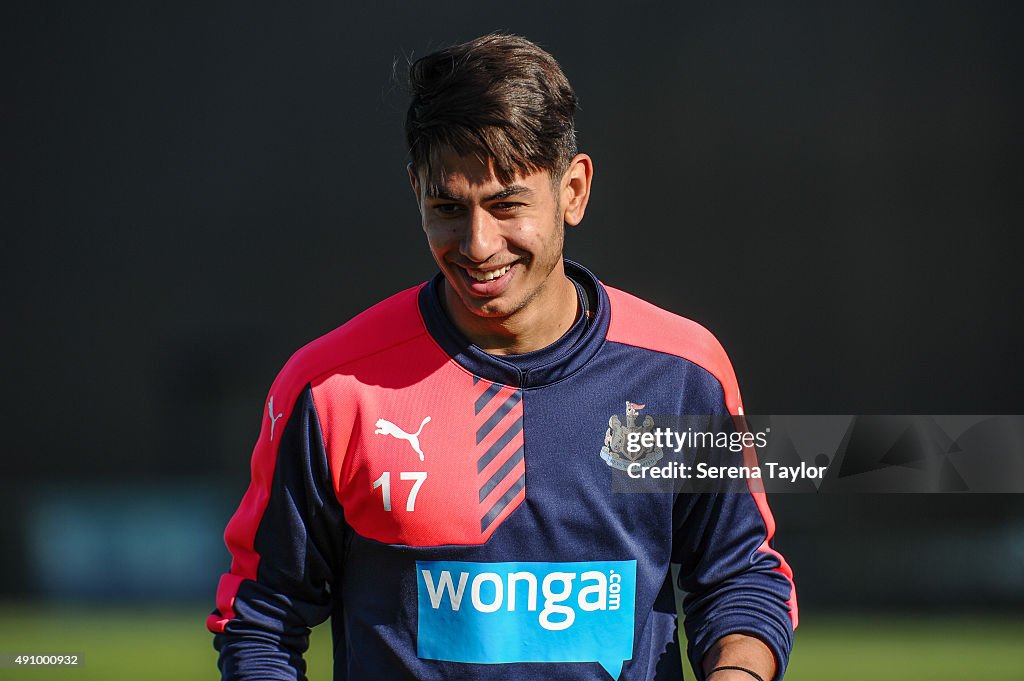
left=432, top=203, right=464, bottom=217
left=491, top=202, right=522, bottom=213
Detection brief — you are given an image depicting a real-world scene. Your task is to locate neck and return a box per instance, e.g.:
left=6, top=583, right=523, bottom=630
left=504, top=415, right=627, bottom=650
left=442, top=272, right=579, bottom=356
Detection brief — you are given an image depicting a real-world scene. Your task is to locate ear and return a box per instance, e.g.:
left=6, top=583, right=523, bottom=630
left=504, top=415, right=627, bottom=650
left=407, top=163, right=423, bottom=212
left=560, top=154, right=593, bottom=227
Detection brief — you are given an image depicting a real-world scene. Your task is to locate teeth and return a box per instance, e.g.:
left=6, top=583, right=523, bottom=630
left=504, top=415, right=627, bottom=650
left=467, top=264, right=511, bottom=282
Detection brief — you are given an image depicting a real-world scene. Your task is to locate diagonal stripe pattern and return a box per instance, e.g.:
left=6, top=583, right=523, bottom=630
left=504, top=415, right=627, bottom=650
left=473, top=376, right=526, bottom=534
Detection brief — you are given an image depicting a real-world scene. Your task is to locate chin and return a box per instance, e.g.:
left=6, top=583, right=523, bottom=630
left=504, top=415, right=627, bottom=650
left=468, top=299, right=517, bottom=319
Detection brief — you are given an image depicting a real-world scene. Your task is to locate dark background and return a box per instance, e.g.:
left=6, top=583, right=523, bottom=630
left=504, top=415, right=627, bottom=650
left=2, top=1, right=1022, bottom=613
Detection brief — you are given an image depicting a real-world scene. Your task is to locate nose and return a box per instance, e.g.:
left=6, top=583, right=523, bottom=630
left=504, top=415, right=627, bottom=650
left=460, top=207, right=503, bottom=263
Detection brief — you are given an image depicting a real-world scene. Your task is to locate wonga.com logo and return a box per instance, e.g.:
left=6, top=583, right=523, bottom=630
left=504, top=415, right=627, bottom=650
left=416, top=559, right=636, bottom=679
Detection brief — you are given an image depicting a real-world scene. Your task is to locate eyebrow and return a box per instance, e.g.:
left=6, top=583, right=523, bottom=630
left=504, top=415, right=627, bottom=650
left=426, top=184, right=533, bottom=202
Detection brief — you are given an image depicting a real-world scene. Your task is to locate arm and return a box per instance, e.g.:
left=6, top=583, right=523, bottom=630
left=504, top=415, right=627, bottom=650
left=673, top=418, right=797, bottom=680
left=702, top=633, right=777, bottom=680
left=207, top=385, right=346, bottom=680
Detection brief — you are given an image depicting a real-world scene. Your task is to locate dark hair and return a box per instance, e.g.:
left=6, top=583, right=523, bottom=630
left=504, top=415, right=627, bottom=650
left=405, top=33, right=578, bottom=186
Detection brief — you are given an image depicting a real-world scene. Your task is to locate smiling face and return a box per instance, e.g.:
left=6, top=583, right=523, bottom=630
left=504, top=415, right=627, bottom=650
left=410, top=149, right=592, bottom=354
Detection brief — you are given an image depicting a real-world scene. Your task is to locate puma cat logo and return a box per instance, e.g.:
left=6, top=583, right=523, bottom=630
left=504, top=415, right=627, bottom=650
left=374, top=416, right=431, bottom=461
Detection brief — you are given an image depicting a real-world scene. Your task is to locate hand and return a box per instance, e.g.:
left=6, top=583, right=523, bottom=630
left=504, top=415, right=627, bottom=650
left=702, top=634, right=775, bottom=681
left=707, top=670, right=765, bottom=681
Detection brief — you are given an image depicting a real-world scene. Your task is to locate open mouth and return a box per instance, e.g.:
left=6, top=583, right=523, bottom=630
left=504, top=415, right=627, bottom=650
left=464, top=264, right=512, bottom=282
left=457, top=262, right=517, bottom=296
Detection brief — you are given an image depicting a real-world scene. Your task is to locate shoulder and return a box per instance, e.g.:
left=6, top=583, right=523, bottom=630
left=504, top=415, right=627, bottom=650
left=268, top=283, right=427, bottom=399
left=603, top=284, right=744, bottom=413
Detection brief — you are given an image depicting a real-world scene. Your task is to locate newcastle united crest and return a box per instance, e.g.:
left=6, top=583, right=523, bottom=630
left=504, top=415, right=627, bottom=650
left=600, top=401, right=664, bottom=470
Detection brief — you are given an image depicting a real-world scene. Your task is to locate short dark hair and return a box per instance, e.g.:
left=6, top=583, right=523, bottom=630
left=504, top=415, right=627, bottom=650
left=405, top=33, right=578, bottom=186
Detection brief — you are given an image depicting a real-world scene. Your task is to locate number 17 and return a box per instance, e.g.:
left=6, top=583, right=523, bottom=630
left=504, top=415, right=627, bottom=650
left=372, top=471, right=427, bottom=512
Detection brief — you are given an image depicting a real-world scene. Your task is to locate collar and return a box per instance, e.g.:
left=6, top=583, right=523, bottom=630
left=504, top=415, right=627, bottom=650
left=418, top=259, right=610, bottom=389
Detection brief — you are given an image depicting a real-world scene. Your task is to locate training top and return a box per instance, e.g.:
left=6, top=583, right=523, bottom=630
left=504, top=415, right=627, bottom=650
left=207, top=260, right=797, bottom=681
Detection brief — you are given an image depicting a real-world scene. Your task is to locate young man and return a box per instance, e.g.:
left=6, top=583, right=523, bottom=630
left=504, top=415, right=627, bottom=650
left=208, top=33, right=797, bottom=681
